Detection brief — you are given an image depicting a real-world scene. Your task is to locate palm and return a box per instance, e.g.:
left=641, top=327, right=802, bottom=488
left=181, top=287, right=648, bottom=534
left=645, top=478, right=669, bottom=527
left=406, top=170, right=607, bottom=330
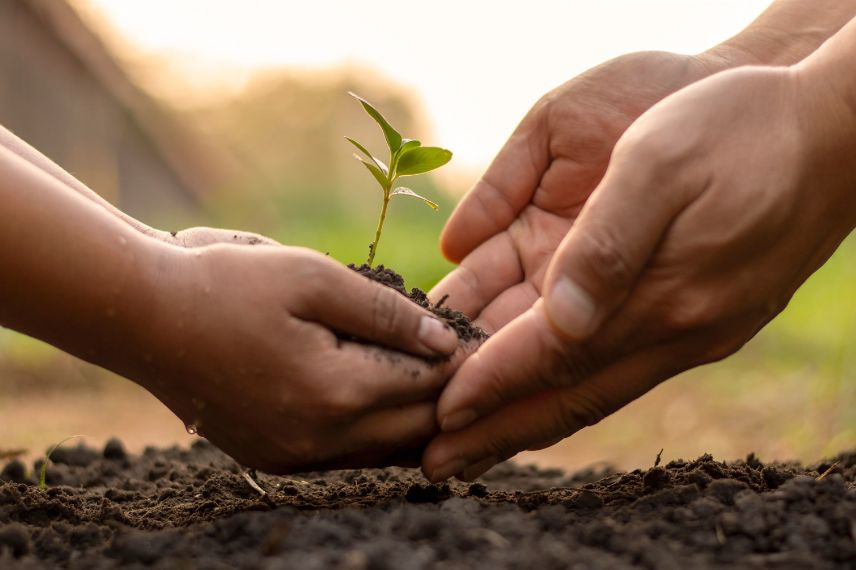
left=433, top=51, right=712, bottom=332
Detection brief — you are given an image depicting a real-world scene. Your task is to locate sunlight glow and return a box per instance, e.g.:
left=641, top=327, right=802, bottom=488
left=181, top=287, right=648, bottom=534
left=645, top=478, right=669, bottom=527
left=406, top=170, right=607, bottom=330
left=74, top=0, right=773, bottom=173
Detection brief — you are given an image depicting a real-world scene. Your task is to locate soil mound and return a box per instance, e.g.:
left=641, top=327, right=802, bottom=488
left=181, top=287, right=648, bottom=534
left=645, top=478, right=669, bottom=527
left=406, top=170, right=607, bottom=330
left=1, top=440, right=853, bottom=569
left=348, top=263, right=488, bottom=343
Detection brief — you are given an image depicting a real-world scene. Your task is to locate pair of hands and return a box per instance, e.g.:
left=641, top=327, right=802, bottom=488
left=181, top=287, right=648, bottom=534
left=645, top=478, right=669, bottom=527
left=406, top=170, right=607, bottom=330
left=134, top=234, right=469, bottom=473
left=147, top=53, right=710, bottom=475
left=421, top=52, right=856, bottom=481
left=155, top=46, right=854, bottom=478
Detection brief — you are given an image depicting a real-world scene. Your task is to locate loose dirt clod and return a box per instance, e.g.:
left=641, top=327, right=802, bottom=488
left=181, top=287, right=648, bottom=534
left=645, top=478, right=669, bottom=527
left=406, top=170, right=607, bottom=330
left=1, top=441, right=853, bottom=568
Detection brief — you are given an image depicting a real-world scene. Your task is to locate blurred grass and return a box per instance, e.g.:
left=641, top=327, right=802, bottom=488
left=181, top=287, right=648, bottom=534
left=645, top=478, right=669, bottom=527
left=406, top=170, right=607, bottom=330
left=268, top=187, right=457, bottom=292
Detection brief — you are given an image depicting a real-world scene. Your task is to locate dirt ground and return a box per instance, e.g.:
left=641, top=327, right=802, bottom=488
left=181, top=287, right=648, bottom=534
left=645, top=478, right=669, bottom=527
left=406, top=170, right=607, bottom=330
left=1, top=440, right=853, bottom=569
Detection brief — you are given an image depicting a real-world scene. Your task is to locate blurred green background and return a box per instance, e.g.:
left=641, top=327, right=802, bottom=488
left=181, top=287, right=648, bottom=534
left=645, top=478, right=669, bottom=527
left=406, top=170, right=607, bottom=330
left=0, top=0, right=852, bottom=472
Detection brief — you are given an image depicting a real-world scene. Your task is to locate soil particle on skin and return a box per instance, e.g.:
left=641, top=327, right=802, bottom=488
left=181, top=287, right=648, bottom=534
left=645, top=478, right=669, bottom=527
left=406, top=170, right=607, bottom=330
left=348, top=263, right=488, bottom=343
left=1, top=440, right=854, bottom=569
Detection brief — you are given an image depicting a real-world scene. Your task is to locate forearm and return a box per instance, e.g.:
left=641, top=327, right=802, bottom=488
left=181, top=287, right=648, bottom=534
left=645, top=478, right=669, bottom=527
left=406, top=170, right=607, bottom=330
left=0, top=123, right=165, bottom=239
left=702, top=0, right=856, bottom=68
left=0, top=144, right=163, bottom=374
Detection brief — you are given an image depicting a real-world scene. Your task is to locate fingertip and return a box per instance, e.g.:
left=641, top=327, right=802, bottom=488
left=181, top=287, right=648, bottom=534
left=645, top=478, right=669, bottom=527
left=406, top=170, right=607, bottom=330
left=439, top=216, right=467, bottom=263
left=417, top=315, right=459, bottom=355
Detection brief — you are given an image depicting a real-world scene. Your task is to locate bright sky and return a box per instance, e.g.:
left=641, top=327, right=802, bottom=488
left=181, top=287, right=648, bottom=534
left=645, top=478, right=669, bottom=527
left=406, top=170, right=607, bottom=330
left=77, top=0, right=773, bottom=172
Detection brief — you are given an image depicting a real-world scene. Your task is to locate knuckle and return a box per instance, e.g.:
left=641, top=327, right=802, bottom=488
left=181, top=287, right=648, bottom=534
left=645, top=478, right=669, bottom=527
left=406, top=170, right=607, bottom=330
left=483, top=433, right=519, bottom=462
left=617, top=125, right=687, bottom=172
left=319, top=386, right=363, bottom=419
left=290, top=257, right=330, bottom=302
left=546, top=342, right=598, bottom=389
left=574, top=227, right=635, bottom=289
left=661, top=289, right=719, bottom=332
left=298, top=372, right=363, bottom=420
left=697, top=335, right=749, bottom=365
left=474, top=177, right=517, bottom=235
left=553, top=388, right=611, bottom=435
left=370, top=285, right=407, bottom=339
left=694, top=321, right=758, bottom=365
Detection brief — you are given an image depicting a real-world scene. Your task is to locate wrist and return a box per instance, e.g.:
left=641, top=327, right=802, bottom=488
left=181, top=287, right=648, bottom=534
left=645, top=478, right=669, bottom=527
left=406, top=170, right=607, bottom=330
left=120, top=239, right=197, bottom=391
left=702, top=3, right=856, bottom=70
left=79, top=234, right=176, bottom=381
left=701, top=29, right=813, bottom=71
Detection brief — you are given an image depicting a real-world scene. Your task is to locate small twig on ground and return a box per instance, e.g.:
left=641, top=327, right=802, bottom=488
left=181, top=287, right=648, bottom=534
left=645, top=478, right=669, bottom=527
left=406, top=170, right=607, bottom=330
left=654, top=448, right=664, bottom=467
left=242, top=469, right=267, bottom=497
left=715, top=524, right=727, bottom=545
left=816, top=462, right=840, bottom=481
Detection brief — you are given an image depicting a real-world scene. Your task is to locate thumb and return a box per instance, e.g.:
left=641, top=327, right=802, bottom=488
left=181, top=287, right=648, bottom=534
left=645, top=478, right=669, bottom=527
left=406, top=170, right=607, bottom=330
left=295, top=253, right=460, bottom=358
left=542, top=144, right=692, bottom=340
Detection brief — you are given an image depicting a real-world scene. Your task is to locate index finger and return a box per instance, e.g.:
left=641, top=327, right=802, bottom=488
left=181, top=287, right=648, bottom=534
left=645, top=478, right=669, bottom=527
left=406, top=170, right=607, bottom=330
left=314, top=321, right=480, bottom=410
left=436, top=300, right=584, bottom=433
left=440, top=109, right=549, bottom=263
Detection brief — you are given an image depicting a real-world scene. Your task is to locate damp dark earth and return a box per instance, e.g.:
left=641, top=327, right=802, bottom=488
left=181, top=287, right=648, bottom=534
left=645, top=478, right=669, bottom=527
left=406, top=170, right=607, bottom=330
left=0, top=439, right=853, bottom=569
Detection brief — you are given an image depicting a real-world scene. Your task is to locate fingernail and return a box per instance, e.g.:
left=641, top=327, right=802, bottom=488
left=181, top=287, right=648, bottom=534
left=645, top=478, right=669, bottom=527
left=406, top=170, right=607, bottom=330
left=441, top=409, right=478, bottom=432
left=418, top=316, right=458, bottom=354
left=429, top=458, right=468, bottom=482
left=545, top=277, right=597, bottom=339
left=460, top=456, right=498, bottom=481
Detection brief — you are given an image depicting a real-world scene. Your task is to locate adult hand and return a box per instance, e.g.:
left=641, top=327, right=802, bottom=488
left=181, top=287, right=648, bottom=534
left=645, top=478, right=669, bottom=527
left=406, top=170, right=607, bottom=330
left=138, top=243, right=466, bottom=473
left=423, top=64, right=856, bottom=482
left=432, top=51, right=722, bottom=333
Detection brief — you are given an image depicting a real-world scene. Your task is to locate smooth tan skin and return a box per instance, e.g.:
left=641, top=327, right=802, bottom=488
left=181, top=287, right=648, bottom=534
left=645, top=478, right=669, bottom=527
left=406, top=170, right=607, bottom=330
left=0, top=144, right=470, bottom=474
left=424, top=2, right=856, bottom=482
left=0, top=124, right=278, bottom=248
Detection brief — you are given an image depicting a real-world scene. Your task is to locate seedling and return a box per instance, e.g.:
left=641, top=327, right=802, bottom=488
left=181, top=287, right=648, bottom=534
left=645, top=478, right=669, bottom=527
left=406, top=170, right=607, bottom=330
left=39, top=435, right=84, bottom=490
left=346, top=92, right=452, bottom=266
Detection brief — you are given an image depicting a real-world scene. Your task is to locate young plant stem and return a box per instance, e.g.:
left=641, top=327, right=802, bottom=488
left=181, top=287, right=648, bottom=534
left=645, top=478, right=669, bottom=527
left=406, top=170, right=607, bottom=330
left=368, top=189, right=390, bottom=266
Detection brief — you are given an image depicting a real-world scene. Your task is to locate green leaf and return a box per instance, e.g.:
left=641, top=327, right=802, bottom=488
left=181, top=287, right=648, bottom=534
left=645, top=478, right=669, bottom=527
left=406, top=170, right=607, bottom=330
left=354, top=156, right=389, bottom=189
left=390, top=186, right=439, bottom=210
left=345, top=137, right=388, bottom=175
left=392, top=139, right=421, bottom=169
left=348, top=92, right=403, bottom=154
left=395, top=139, right=422, bottom=157
left=395, top=146, right=452, bottom=176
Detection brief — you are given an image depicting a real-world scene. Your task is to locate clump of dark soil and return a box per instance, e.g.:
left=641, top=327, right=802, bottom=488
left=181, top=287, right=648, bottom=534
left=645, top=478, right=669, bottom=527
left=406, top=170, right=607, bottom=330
left=1, top=440, right=853, bottom=569
left=348, top=263, right=488, bottom=343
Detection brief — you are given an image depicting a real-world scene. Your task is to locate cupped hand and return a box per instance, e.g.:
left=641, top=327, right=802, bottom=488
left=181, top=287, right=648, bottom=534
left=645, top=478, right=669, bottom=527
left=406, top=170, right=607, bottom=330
left=136, top=243, right=469, bottom=474
left=423, top=65, right=856, bottom=482
left=432, top=51, right=722, bottom=333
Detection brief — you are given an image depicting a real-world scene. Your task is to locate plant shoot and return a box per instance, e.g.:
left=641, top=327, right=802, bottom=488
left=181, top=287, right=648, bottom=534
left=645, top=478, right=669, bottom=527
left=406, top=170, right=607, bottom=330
left=39, top=434, right=84, bottom=490
left=346, top=92, right=452, bottom=266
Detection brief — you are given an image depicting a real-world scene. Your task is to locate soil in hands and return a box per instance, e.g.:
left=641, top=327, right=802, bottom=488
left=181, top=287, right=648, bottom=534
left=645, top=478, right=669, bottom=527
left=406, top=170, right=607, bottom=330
left=1, top=440, right=854, bottom=569
left=348, top=263, right=488, bottom=344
